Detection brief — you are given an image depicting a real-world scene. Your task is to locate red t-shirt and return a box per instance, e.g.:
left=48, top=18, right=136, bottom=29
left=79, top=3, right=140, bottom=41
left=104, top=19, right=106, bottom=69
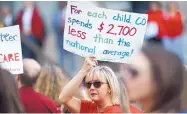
left=165, top=12, right=183, bottom=38
left=19, top=86, right=59, bottom=113
left=80, top=100, right=123, bottom=113
left=80, top=100, right=142, bottom=113
left=16, top=6, right=45, bottom=42
left=146, top=10, right=168, bottom=38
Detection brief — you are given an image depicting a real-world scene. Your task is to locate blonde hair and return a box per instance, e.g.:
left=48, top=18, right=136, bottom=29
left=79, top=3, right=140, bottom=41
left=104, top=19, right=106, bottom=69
left=34, top=65, right=70, bottom=106
left=86, top=66, right=129, bottom=110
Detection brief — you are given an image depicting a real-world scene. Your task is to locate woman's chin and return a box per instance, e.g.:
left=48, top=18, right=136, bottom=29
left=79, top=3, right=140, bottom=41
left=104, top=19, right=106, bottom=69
left=90, top=97, right=99, bottom=102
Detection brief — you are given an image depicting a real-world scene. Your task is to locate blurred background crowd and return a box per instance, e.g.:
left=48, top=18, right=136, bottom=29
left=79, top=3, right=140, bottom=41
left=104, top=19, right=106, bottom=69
left=0, top=1, right=187, bottom=113
left=0, top=1, right=186, bottom=78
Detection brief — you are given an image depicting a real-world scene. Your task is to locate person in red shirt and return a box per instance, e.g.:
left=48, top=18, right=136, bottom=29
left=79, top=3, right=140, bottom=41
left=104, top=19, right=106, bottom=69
left=145, top=1, right=167, bottom=44
left=16, top=1, right=45, bottom=60
left=16, top=59, right=59, bottom=113
left=165, top=2, right=183, bottom=39
left=163, top=2, right=184, bottom=63
left=59, top=56, right=130, bottom=113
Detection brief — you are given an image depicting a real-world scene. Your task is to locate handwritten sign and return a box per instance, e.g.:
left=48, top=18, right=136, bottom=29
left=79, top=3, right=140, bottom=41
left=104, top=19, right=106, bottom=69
left=64, top=2, right=148, bottom=63
left=0, top=25, right=23, bottom=74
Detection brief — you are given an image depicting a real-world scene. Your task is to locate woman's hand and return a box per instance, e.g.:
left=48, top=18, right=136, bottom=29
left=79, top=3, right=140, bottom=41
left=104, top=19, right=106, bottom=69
left=81, top=56, right=98, bottom=73
left=59, top=55, right=98, bottom=113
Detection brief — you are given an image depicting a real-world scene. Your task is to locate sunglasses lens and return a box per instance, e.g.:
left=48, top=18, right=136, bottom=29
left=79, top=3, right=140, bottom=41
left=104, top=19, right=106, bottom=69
left=86, top=82, right=92, bottom=89
left=93, top=82, right=102, bottom=88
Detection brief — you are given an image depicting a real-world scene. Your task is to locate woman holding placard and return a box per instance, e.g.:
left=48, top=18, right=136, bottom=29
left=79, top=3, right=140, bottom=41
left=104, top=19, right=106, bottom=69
left=59, top=56, right=131, bottom=113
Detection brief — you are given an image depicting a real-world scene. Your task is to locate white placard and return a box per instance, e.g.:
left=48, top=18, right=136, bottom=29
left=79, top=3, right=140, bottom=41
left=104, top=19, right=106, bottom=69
left=64, top=2, right=148, bottom=63
left=0, top=25, right=23, bottom=74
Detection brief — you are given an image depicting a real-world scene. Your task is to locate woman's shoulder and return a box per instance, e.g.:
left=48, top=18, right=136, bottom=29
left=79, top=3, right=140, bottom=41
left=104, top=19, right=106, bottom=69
left=104, top=104, right=123, bottom=113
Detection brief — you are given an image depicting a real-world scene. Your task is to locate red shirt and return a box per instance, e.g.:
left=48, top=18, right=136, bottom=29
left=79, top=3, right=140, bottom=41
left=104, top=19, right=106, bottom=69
left=80, top=100, right=123, bottom=113
left=80, top=100, right=142, bottom=113
left=146, top=10, right=168, bottom=38
left=165, top=12, right=183, bottom=38
left=130, top=105, right=142, bottom=113
left=19, top=86, right=59, bottom=113
left=16, top=6, right=45, bottom=42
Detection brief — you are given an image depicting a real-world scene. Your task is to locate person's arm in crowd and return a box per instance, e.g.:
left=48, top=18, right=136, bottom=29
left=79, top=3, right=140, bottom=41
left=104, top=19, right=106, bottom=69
left=59, top=56, right=97, bottom=113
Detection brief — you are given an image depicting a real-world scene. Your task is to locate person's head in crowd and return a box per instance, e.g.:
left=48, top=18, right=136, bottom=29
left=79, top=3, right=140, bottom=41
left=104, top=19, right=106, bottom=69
left=1, top=5, right=11, bottom=17
left=122, top=42, right=184, bottom=113
left=84, top=66, right=129, bottom=112
left=16, top=58, right=41, bottom=88
left=167, top=1, right=179, bottom=13
left=149, top=1, right=162, bottom=12
left=34, top=65, right=70, bottom=107
left=17, top=59, right=60, bottom=113
left=24, top=1, right=34, bottom=8
left=0, top=68, right=24, bottom=113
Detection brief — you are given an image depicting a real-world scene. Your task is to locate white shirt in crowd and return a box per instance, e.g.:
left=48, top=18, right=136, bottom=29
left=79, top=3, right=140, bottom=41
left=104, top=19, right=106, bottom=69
left=22, top=6, right=34, bottom=32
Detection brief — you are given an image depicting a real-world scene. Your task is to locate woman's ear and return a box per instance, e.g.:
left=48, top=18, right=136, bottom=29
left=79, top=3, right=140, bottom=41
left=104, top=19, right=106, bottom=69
left=108, top=90, right=111, bottom=94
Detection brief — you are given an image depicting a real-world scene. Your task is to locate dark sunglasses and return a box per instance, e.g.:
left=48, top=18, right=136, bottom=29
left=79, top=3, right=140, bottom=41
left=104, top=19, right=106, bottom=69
left=85, top=81, right=108, bottom=89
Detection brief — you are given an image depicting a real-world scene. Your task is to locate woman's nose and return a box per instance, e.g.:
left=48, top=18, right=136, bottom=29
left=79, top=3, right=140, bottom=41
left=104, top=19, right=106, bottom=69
left=90, top=84, right=95, bottom=89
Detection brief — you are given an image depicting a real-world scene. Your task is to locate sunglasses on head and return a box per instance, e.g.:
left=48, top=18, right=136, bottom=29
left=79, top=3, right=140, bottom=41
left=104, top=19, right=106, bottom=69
left=85, top=81, right=108, bottom=89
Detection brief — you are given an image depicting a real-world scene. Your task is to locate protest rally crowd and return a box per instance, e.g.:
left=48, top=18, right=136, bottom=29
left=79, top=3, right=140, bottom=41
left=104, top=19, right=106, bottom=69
left=0, top=1, right=187, bottom=113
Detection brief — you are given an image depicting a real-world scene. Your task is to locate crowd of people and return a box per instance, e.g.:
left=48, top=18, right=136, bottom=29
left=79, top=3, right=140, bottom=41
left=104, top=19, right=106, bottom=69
left=0, top=1, right=187, bottom=113
left=0, top=1, right=76, bottom=76
left=145, top=1, right=184, bottom=63
left=0, top=42, right=187, bottom=113
left=0, top=1, right=185, bottom=75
